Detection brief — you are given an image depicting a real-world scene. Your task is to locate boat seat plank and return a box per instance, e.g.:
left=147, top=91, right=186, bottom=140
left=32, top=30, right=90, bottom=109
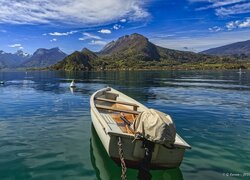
left=103, top=91, right=119, bottom=100
left=95, top=97, right=139, bottom=107
left=104, top=91, right=119, bottom=96
left=101, top=113, right=115, bottom=124
left=100, top=112, right=134, bottom=134
left=96, top=104, right=140, bottom=115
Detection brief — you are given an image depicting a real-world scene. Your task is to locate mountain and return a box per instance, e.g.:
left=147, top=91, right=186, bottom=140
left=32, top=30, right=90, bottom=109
left=100, top=33, right=160, bottom=61
left=98, top=33, right=216, bottom=64
left=51, top=48, right=97, bottom=71
left=15, top=50, right=30, bottom=58
left=21, top=47, right=67, bottom=68
left=0, top=50, right=30, bottom=68
left=201, top=40, right=250, bottom=56
left=51, top=33, right=241, bottom=71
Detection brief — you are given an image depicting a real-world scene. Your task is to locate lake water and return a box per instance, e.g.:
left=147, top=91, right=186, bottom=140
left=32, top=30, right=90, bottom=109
left=0, top=70, right=249, bottom=180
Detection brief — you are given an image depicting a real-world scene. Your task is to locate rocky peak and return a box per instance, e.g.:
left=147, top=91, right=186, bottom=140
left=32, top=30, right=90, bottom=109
left=15, top=50, right=30, bottom=57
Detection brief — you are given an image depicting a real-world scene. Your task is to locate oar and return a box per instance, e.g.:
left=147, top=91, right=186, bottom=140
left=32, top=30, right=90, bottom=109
left=120, top=113, right=134, bottom=134
left=120, top=115, right=131, bottom=126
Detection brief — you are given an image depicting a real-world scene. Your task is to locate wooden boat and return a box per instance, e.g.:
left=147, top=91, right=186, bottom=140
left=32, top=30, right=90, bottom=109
left=90, top=87, right=191, bottom=169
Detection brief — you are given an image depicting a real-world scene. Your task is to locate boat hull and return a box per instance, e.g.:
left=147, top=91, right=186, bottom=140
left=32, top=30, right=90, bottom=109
left=91, top=108, right=186, bottom=169
left=90, top=125, right=184, bottom=179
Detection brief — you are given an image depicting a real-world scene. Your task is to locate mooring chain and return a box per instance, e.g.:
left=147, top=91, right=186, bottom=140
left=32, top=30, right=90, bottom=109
left=117, top=137, right=127, bottom=180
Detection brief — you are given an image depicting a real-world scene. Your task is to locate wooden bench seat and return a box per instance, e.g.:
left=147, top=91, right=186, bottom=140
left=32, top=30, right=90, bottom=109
left=95, top=97, right=139, bottom=107
left=103, top=91, right=119, bottom=100
left=95, top=104, right=140, bottom=115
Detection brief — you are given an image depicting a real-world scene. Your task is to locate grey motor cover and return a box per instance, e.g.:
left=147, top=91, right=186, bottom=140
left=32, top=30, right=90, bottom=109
left=133, top=109, right=176, bottom=145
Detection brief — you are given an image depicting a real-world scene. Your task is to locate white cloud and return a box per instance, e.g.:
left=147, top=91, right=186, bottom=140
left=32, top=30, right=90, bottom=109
left=226, top=21, right=240, bottom=30
left=113, top=24, right=122, bottom=30
left=239, top=18, right=250, bottom=28
left=8, top=43, right=23, bottom=49
left=48, top=31, right=78, bottom=36
left=50, top=38, right=57, bottom=42
left=0, top=29, right=7, bottom=33
left=79, top=32, right=102, bottom=41
left=8, top=44, right=22, bottom=48
left=216, top=2, right=250, bottom=16
left=120, top=18, right=127, bottom=22
left=98, top=29, right=112, bottom=34
left=226, top=18, right=250, bottom=30
left=79, top=37, right=86, bottom=41
left=0, top=0, right=149, bottom=25
left=192, top=0, right=247, bottom=10
left=89, top=40, right=107, bottom=45
left=190, top=0, right=250, bottom=17
left=208, top=26, right=223, bottom=32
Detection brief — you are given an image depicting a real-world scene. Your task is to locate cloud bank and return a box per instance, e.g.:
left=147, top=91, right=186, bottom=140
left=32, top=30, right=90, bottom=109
left=48, top=31, right=78, bottom=36
left=226, top=17, right=250, bottom=30
left=190, top=0, right=250, bottom=17
left=0, top=0, right=149, bottom=25
left=79, top=33, right=102, bottom=41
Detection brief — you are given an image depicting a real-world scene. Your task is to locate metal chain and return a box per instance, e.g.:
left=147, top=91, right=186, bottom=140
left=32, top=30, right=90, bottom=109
left=117, top=137, right=127, bottom=180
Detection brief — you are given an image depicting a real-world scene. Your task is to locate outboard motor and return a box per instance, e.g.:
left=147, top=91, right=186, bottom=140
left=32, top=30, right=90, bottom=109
left=133, top=109, right=176, bottom=180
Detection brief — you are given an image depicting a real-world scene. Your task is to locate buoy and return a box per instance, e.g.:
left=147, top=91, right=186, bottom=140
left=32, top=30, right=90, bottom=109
left=70, top=80, right=76, bottom=88
left=238, top=68, right=245, bottom=74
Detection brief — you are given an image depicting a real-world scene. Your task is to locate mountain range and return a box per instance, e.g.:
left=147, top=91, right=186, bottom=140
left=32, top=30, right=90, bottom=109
left=22, top=48, right=67, bottom=68
left=1, top=33, right=249, bottom=70
left=201, top=39, right=250, bottom=57
left=0, top=48, right=67, bottom=69
left=52, top=33, right=237, bottom=71
left=0, top=50, right=30, bottom=68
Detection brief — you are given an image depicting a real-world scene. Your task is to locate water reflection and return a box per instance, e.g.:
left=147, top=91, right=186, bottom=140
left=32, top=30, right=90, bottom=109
left=70, top=87, right=75, bottom=94
left=90, top=125, right=183, bottom=180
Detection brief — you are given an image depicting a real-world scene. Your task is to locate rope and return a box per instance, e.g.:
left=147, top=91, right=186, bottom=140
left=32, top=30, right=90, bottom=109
left=117, top=137, right=127, bottom=180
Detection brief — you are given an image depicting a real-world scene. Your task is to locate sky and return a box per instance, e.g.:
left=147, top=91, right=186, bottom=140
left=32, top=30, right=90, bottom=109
left=0, top=0, right=250, bottom=54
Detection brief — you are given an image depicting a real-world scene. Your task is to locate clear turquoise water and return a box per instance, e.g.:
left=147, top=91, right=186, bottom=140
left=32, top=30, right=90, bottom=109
left=0, top=70, right=249, bottom=180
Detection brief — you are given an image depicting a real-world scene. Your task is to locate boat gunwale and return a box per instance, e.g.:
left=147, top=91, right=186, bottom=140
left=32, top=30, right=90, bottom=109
left=90, top=87, right=113, bottom=133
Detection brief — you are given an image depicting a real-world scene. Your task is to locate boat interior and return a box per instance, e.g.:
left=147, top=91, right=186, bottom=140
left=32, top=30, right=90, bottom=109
left=94, top=90, right=140, bottom=134
left=93, top=88, right=191, bottom=149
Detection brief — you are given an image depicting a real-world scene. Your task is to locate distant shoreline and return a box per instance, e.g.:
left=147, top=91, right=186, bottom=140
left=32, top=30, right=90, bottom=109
left=1, top=63, right=249, bottom=72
